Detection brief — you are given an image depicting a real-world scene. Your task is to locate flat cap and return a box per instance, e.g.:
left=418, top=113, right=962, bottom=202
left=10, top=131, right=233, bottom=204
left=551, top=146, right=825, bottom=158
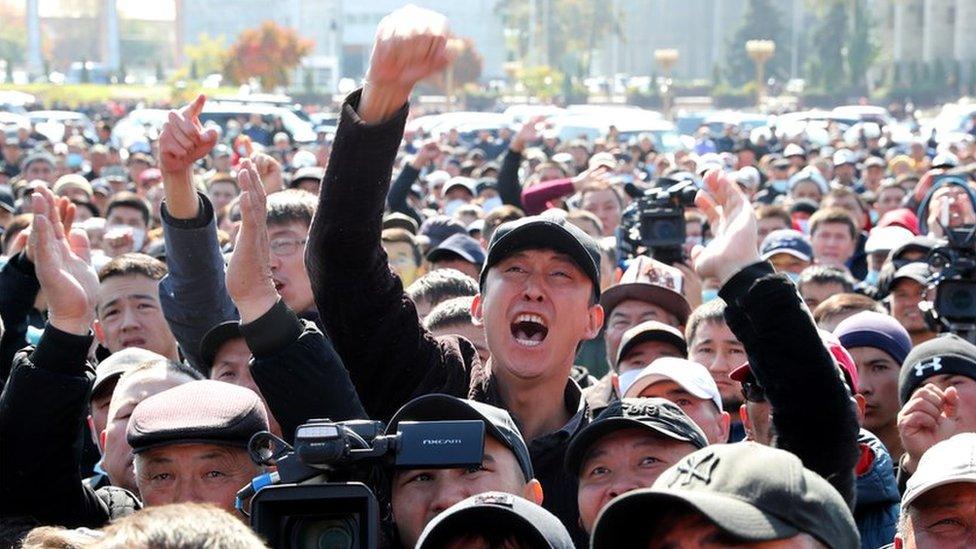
left=127, top=380, right=268, bottom=453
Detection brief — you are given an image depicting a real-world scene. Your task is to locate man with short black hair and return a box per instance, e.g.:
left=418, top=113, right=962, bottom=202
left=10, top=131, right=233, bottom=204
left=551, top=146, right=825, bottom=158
left=566, top=398, right=708, bottom=536
left=810, top=207, right=859, bottom=271
left=387, top=394, right=543, bottom=548
left=405, top=269, right=479, bottom=320
left=797, top=265, right=856, bottom=310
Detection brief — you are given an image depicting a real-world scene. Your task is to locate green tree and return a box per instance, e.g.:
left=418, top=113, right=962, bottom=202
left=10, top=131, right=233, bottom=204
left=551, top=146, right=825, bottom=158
left=724, top=0, right=791, bottom=87
left=518, top=65, right=564, bottom=102
left=495, top=0, right=621, bottom=79
left=184, top=33, right=228, bottom=79
left=846, top=0, right=877, bottom=91
left=806, top=0, right=847, bottom=90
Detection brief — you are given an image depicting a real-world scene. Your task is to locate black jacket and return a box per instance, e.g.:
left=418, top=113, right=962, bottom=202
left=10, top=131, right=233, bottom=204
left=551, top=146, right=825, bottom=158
left=0, top=252, right=43, bottom=385
left=0, top=306, right=365, bottom=531
left=719, top=261, right=860, bottom=508
left=306, top=90, right=589, bottom=544
left=0, top=326, right=141, bottom=529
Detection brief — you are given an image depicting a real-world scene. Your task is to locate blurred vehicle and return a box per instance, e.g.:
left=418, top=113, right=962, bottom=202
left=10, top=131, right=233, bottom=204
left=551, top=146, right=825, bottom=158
left=502, top=104, right=566, bottom=125
left=308, top=112, right=339, bottom=134
left=0, top=111, right=30, bottom=135
left=112, top=109, right=170, bottom=148
left=0, top=90, right=36, bottom=111
left=198, top=102, right=316, bottom=144
left=550, top=110, right=688, bottom=152
left=831, top=105, right=894, bottom=127
left=921, top=102, right=976, bottom=144
left=211, top=94, right=311, bottom=122
left=27, top=110, right=97, bottom=143
left=65, top=61, right=112, bottom=85
left=702, top=111, right=768, bottom=137
left=406, top=111, right=507, bottom=140
left=675, top=111, right=713, bottom=136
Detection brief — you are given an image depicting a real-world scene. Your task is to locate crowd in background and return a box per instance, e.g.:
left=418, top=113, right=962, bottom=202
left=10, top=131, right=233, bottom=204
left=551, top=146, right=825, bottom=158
left=2, top=5, right=976, bottom=549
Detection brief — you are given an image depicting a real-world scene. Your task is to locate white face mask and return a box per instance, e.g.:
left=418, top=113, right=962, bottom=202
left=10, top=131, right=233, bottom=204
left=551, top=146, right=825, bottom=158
left=131, top=227, right=146, bottom=251
left=616, top=369, right=643, bottom=398
left=443, top=199, right=467, bottom=216
left=481, top=196, right=503, bottom=213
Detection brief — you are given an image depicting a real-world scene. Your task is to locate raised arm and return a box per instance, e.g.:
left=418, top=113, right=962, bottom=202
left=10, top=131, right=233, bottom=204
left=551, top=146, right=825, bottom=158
left=387, top=140, right=439, bottom=226
left=228, top=161, right=366, bottom=439
left=697, top=170, right=860, bottom=508
left=306, top=6, right=472, bottom=420
left=156, top=95, right=238, bottom=369
left=0, top=187, right=110, bottom=528
left=495, top=117, right=540, bottom=209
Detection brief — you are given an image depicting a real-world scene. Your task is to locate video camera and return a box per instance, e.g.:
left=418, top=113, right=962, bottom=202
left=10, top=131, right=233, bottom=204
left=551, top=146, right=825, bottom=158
left=237, top=418, right=485, bottom=549
left=917, top=175, right=976, bottom=343
left=616, top=173, right=699, bottom=265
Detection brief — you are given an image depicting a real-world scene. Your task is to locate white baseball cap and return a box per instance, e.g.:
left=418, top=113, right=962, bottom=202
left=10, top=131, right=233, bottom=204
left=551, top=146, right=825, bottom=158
left=903, top=433, right=976, bottom=507
left=621, top=357, right=723, bottom=412
left=865, top=226, right=914, bottom=254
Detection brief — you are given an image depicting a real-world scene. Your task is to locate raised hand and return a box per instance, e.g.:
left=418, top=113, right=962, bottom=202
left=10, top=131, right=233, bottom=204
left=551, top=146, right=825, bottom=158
left=226, top=159, right=279, bottom=323
left=359, top=5, right=452, bottom=124
left=28, top=185, right=98, bottom=335
left=250, top=152, right=284, bottom=195
left=898, top=383, right=962, bottom=473
left=410, top=140, right=442, bottom=169
left=693, top=169, right=761, bottom=286
left=511, top=116, right=543, bottom=154
left=160, top=94, right=219, bottom=219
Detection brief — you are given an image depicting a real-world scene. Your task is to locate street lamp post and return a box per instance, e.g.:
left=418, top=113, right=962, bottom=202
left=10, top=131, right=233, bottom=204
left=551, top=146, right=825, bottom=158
left=653, top=48, right=679, bottom=120
left=745, top=39, right=775, bottom=109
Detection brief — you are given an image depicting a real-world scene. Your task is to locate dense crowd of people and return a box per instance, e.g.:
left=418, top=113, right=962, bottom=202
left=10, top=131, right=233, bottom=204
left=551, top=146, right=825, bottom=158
left=2, top=5, right=976, bottom=549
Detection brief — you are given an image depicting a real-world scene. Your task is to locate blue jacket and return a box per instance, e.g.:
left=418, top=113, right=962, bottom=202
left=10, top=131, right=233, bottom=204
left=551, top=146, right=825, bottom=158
left=855, top=429, right=901, bottom=549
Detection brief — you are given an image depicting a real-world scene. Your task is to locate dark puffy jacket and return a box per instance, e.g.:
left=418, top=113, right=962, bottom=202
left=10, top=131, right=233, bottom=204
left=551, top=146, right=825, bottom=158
left=855, top=429, right=901, bottom=549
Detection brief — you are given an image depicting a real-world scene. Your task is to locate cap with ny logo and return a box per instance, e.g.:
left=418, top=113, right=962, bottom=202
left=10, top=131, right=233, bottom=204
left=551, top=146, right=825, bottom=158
left=590, top=442, right=860, bottom=549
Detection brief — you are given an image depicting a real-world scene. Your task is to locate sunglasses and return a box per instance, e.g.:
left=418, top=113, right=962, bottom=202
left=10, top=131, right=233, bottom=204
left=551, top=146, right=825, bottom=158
left=741, top=381, right=767, bottom=403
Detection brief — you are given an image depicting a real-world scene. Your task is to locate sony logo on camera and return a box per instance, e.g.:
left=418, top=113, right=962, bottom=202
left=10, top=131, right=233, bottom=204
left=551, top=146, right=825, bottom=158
left=422, top=438, right=463, bottom=445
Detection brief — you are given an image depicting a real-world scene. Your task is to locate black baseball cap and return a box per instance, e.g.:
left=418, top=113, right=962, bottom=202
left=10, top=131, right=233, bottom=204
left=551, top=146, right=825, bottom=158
left=386, top=394, right=534, bottom=481
left=615, top=320, right=687, bottom=366
left=382, top=212, right=419, bottom=235
left=899, top=333, right=976, bottom=405
left=127, top=380, right=269, bottom=453
left=565, top=398, right=707, bottom=476
left=891, top=261, right=930, bottom=287
left=0, top=186, right=15, bottom=213
left=418, top=215, right=468, bottom=249
left=199, top=321, right=245, bottom=374
left=481, top=211, right=602, bottom=298
left=426, top=233, right=486, bottom=268
left=591, top=443, right=859, bottom=549
left=416, top=492, right=574, bottom=549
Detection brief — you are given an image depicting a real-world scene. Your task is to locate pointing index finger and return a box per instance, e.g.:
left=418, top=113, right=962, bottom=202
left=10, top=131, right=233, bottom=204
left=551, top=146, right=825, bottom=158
left=182, top=94, right=207, bottom=125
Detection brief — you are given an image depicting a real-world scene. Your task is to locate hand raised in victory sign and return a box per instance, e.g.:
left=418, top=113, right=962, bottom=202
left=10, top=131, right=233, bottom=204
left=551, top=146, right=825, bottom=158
left=359, top=5, right=453, bottom=125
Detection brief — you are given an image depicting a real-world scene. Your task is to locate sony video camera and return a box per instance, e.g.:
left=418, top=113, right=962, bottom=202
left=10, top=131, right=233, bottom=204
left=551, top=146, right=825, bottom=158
left=238, top=418, right=485, bottom=549
left=917, top=175, right=976, bottom=343
left=616, top=174, right=699, bottom=265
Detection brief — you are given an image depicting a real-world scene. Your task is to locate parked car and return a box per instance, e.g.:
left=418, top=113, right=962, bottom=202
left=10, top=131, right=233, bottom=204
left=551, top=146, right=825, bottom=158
left=198, top=102, right=316, bottom=144
left=27, top=110, right=97, bottom=143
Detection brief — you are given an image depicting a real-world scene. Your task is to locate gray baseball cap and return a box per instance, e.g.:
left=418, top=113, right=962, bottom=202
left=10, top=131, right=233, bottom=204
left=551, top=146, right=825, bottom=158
left=903, top=433, right=976, bottom=508
left=591, top=442, right=859, bottom=548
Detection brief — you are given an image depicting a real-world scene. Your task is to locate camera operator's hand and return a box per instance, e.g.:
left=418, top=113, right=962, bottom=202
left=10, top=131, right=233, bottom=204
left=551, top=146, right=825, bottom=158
left=359, top=5, right=452, bottom=125
left=28, top=186, right=98, bottom=336
left=250, top=151, right=284, bottom=195
left=226, top=159, right=279, bottom=324
left=693, top=169, right=761, bottom=286
left=510, top=116, right=543, bottom=154
left=898, top=383, right=961, bottom=474
left=160, top=94, right=219, bottom=219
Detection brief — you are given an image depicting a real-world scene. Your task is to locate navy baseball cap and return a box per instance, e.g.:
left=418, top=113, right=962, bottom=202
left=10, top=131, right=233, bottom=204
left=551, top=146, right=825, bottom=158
left=417, top=492, right=573, bottom=549
left=481, top=211, right=602, bottom=297
left=760, top=229, right=813, bottom=262
left=387, top=394, right=534, bottom=481
left=426, top=233, right=486, bottom=268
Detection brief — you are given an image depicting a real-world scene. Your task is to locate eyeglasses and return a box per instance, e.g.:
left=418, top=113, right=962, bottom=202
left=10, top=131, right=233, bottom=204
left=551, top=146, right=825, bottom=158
left=740, top=381, right=767, bottom=403
left=269, top=238, right=307, bottom=257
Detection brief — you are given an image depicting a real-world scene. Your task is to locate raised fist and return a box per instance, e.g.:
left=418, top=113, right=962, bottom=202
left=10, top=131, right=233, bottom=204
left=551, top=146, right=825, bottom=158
left=898, top=383, right=962, bottom=473
left=159, top=94, right=219, bottom=176
left=366, top=5, right=452, bottom=92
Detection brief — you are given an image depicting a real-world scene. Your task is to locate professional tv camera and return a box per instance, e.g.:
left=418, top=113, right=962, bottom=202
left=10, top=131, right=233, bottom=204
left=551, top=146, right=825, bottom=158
left=237, top=418, right=485, bottom=549
left=917, top=175, right=976, bottom=343
left=615, top=173, right=699, bottom=265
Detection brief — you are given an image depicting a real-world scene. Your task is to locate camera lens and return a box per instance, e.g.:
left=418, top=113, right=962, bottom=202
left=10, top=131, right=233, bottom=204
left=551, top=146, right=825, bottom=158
left=652, top=219, right=680, bottom=240
left=289, top=517, right=357, bottom=549
left=937, top=280, right=976, bottom=322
